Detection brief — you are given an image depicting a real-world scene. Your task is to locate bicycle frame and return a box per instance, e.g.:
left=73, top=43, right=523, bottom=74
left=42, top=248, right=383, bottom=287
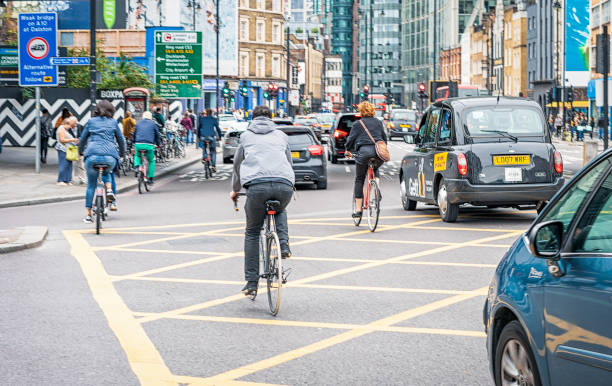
left=361, top=164, right=376, bottom=211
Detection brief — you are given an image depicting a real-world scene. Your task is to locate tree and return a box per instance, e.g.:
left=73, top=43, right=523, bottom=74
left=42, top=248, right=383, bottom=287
left=296, top=27, right=303, bottom=34
left=311, top=27, right=319, bottom=34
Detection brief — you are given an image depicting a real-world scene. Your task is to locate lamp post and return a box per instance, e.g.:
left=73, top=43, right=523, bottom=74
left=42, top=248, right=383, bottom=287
left=553, top=0, right=561, bottom=116
left=215, top=0, right=220, bottom=116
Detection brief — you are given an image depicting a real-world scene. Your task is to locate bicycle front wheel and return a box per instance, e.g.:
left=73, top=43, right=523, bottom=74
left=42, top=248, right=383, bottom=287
left=266, top=232, right=283, bottom=316
left=367, top=181, right=380, bottom=232
left=95, top=195, right=103, bottom=234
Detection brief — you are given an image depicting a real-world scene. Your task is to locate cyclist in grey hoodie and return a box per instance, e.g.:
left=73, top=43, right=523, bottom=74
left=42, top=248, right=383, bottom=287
left=230, top=105, right=295, bottom=297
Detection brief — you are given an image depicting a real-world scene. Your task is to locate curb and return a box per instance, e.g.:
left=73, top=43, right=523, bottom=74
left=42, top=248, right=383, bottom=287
left=0, top=226, right=48, bottom=254
left=0, top=156, right=200, bottom=209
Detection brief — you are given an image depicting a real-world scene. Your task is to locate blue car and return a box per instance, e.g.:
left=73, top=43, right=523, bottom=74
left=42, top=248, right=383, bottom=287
left=484, top=147, right=612, bottom=386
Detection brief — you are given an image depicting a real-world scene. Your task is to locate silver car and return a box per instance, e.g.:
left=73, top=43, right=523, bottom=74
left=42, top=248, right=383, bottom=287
left=222, top=122, right=248, bottom=163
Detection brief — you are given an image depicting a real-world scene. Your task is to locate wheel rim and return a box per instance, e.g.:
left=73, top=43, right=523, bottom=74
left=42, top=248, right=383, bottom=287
left=400, top=179, right=407, bottom=206
left=438, top=184, right=448, bottom=215
left=501, top=339, right=535, bottom=386
left=267, top=234, right=282, bottom=315
left=367, top=182, right=380, bottom=231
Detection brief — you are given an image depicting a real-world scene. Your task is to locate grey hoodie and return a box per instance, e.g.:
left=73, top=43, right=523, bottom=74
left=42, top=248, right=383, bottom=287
left=232, top=117, right=295, bottom=192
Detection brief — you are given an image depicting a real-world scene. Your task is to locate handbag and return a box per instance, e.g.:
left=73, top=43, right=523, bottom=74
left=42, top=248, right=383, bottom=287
left=359, top=120, right=390, bottom=162
left=65, top=145, right=79, bottom=161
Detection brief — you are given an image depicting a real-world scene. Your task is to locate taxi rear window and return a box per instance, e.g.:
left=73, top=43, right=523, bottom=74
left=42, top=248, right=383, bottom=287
left=464, top=107, right=545, bottom=137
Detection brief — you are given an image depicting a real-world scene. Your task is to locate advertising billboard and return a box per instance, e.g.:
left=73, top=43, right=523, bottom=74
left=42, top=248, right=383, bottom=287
left=565, top=0, right=590, bottom=87
left=202, top=0, right=238, bottom=77
left=56, top=0, right=127, bottom=30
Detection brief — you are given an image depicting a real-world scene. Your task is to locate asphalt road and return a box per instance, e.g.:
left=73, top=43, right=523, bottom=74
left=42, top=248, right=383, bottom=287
left=1, top=139, right=578, bottom=385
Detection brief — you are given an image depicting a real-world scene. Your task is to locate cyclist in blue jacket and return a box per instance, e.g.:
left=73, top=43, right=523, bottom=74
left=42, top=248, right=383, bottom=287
left=198, top=109, right=223, bottom=172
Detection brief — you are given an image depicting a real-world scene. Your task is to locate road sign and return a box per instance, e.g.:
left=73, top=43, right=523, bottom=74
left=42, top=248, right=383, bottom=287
left=0, top=46, right=18, bottom=67
left=50, top=56, right=90, bottom=66
left=18, top=13, right=58, bottom=86
left=154, top=30, right=202, bottom=98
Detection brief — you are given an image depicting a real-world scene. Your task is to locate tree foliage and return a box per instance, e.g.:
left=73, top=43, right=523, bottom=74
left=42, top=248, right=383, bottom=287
left=66, top=48, right=153, bottom=91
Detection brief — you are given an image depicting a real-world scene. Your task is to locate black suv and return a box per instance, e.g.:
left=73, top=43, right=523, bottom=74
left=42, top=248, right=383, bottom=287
left=328, top=112, right=360, bottom=164
left=277, top=125, right=327, bottom=189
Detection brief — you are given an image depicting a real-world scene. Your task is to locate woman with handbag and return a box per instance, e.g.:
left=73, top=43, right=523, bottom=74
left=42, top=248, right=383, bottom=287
left=345, top=101, right=389, bottom=218
left=55, top=116, right=79, bottom=186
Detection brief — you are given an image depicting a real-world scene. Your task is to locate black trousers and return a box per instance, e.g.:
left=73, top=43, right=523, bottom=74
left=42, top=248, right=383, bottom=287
left=244, top=182, right=293, bottom=282
left=40, top=136, right=49, bottom=161
left=354, top=145, right=382, bottom=199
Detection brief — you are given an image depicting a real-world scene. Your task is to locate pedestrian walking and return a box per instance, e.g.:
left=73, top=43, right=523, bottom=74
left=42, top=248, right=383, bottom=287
left=122, top=111, right=136, bottom=141
left=40, top=109, right=52, bottom=163
left=55, top=116, right=79, bottom=185
left=198, top=108, right=223, bottom=172
left=181, top=111, right=194, bottom=144
left=78, top=100, right=126, bottom=223
left=554, top=114, right=563, bottom=138
left=54, top=107, right=72, bottom=139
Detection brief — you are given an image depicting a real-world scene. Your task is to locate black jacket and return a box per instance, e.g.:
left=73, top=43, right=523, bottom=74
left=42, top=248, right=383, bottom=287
left=345, top=117, right=387, bottom=152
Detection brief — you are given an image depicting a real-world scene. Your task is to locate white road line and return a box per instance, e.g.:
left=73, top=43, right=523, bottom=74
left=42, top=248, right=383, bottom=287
left=345, top=166, right=351, bottom=173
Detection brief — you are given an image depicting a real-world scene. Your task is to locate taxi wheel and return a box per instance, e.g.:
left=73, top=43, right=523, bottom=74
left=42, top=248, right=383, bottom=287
left=437, top=179, right=458, bottom=222
left=494, top=321, right=541, bottom=386
left=400, top=178, right=417, bottom=210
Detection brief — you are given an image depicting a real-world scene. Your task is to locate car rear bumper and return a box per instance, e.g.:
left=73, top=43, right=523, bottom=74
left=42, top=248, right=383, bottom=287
left=446, top=177, right=565, bottom=205
left=389, top=128, right=417, bottom=137
left=293, top=164, right=326, bottom=183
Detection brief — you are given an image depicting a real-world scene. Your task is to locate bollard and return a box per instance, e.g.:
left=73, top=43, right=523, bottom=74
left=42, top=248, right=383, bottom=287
left=583, top=139, right=600, bottom=166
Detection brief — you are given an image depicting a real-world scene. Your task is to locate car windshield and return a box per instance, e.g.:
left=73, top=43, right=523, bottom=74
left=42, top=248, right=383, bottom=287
left=392, top=111, right=416, bottom=121
left=295, top=119, right=317, bottom=125
left=286, top=132, right=315, bottom=146
left=318, top=115, right=334, bottom=124
left=219, top=115, right=234, bottom=121
left=464, top=107, right=544, bottom=137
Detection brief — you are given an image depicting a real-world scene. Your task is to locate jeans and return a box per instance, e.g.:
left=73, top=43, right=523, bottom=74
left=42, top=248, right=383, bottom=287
left=185, top=130, right=194, bottom=144
left=244, top=182, right=293, bottom=282
left=200, top=136, right=217, bottom=166
left=134, top=143, right=156, bottom=178
left=57, top=150, right=73, bottom=183
left=354, top=145, right=382, bottom=199
left=85, top=155, right=116, bottom=209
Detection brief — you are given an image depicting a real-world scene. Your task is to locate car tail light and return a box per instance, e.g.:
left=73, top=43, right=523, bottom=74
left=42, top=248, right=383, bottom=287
left=308, top=145, right=324, bottom=156
left=457, top=152, right=468, bottom=176
left=225, top=139, right=230, bottom=144
left=312, top=123, right=321, bottom=128
left=554, top=151, right=563, bottom=174
left=334, top=130, right=348, bottom=139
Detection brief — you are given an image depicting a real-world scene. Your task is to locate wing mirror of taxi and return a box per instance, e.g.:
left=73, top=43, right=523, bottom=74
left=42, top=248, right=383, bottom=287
left=528, top=220, right=563, bottom=258
left=403, top=135, right=417, bottom=144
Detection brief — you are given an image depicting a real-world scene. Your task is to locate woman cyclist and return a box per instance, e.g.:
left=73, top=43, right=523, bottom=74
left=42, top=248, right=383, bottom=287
left=79, top=101, right=126, bottom=223
left=345, top=101, right=387, bottom=218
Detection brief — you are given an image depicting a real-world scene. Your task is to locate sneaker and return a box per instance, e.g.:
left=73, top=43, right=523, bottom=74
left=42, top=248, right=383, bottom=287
left=56, top=182, right=67, bottom=186
left=106, top=189, right=116, bottom=203
left=280, top=242, right=291, bottom=259
left=83, top=215, right=93, bottom=223
left=241, top=281, right=258, bottom=297
left=211, top=166, right=216, bottom=173
left=352, top=211, right=363, bottom=218
left=201, top=159, right=207, bottom=164
left=110, top=203, right=118, bottom=211
left=148, top=177, right=154, bottom=185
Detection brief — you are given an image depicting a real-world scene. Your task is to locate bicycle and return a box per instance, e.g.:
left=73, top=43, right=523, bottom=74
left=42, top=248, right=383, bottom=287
left=92, top=163, right=111, bottom=234
left=352, top=159, right=381, bottom=232
left=202, top=139, right=212, bottom=179
left=234, top=193, right=286, bottom=316
left=135, top=149, right=150, bottom=194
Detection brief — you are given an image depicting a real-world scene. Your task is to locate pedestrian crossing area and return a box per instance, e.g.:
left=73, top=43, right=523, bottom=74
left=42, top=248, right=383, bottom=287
left=178, top=165, right=233, bottom=182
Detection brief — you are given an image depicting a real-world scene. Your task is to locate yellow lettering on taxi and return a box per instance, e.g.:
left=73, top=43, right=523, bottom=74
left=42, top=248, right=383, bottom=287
left=434, top=152, right=448, bottom=172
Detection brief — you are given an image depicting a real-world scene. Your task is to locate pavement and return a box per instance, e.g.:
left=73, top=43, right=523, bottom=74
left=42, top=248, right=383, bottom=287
left=0, top=145, right=202, bottom=208
left=0, top=226, right=48, bottom=254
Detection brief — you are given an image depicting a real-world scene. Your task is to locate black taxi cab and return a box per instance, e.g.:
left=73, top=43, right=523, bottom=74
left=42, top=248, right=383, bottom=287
left=399, top=97, right=565, bottom=222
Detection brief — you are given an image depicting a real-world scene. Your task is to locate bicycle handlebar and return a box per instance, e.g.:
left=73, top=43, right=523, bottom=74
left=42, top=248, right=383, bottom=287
left=232, top=192, right=246, bottom=211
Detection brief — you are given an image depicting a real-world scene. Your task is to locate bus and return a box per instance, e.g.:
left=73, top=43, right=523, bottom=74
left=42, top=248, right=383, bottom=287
left=434, top=85, right=486, bottom=101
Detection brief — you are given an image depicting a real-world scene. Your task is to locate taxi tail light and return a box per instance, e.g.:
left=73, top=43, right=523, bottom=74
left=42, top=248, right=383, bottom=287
left=308, top=144, right=324, bottom=156
left=334, top=130, right=348, bottom=139
left=554, top=151, right=563, bottom=174
left=457, top=152, right=468, bottom=176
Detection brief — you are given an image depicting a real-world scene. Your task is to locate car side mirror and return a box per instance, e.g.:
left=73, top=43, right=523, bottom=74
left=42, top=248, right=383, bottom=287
left=403, top=135, right=415, bottom=144
left=528, top=220, right=564, bottom=258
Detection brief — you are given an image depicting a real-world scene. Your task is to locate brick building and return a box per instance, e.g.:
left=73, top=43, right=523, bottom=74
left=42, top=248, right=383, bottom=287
left=440, top=46, right=462, bottom=82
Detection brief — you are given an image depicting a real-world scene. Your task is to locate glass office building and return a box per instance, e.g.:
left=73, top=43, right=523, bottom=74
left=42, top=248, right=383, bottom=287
left=329, top=0, right=355, bottom=107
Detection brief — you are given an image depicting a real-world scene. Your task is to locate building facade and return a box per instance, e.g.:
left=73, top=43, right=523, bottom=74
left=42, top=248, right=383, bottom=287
left=329, top=0, right=355, bottom=108
left=440, top=46, right=462, bottom=82
left=357, top=0, right=402, bottom=105
left=324, top=55, right=344, bottom=110
left=238, top=0, right=287, bottom=111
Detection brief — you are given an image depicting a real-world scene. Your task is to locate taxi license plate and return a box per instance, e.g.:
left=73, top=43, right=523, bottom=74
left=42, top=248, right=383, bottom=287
left=493, top=155, right=530, bottom=165
left=505, top=168, right=522, bottom=182
left=291, top=151, right=300, bottom=159
left=400, top=124, right=409, bottom=128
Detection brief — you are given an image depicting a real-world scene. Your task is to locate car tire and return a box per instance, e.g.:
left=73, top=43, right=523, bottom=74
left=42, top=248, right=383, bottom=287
left=437, top=178, right=458, bottom=222
left=223, top=157, right=232, bottom=164
left=494, top=321, right=541, bottom=386
left=316, top=180, right=327, bottom=190
left=400, top=178, right=417, bottom=211
left=331, top=154, right=338, bottom=164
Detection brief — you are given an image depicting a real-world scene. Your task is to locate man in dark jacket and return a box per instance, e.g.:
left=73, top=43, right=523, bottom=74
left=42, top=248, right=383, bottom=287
left=152, top=107, right=165, bottom=128
left=230, top=105, right=295, bottom=297
left=198, top=108, right=223, bottom=172
left=133, top=111, right=162, bottom=184
left=40, top=109, right=52, bottom=163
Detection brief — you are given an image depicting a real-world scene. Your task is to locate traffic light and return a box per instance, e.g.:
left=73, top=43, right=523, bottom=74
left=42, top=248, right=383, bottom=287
left=222, top=81, right=230, bottom=99
left=566, top=87, right=574, bottom=103
left=240, top=86, right=249, bottom=97
left=362, top=84, right=369, bottom=100
left=546, top=88, right=553, bottom=104
left=263, top=91, right=270, bottom=99
left=417, top=83, right=427, bottom=99
left=267, top=83, right=277, bottom=99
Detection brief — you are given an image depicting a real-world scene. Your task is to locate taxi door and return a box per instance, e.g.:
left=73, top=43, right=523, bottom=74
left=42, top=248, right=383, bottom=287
left=415, top=108, right=440, bottom=201
left=431, top=108, right=454, bottom=191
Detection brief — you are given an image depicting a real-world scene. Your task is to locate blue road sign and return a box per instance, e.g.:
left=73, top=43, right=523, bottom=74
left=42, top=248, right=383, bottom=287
left=18, top=13, right=58, bottom=86
left=50, top=57, right=90, bottom=66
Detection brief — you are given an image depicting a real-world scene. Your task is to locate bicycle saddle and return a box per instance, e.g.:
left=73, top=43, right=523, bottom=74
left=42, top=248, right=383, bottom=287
left=93, top=164, right=111, bottom=169
left=265, top=200, right=281, bottom=212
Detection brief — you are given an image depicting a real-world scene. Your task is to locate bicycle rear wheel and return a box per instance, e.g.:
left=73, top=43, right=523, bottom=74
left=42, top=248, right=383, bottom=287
left=204, top=162, right=211, bottom=179
left=367, top=181, right=380, bottom=232
left=266, top=232, right=282, bottom=316
left=95, top=195, right=103, bottom=234
left=138, top=172, right=144, bottom=194
left=352, top=194, right=362, bottom=227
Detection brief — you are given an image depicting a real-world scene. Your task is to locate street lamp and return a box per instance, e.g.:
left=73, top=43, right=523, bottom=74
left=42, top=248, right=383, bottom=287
left=553, top=0, right=561, bottom=116
left=186, top=0, right=201, bottom=30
